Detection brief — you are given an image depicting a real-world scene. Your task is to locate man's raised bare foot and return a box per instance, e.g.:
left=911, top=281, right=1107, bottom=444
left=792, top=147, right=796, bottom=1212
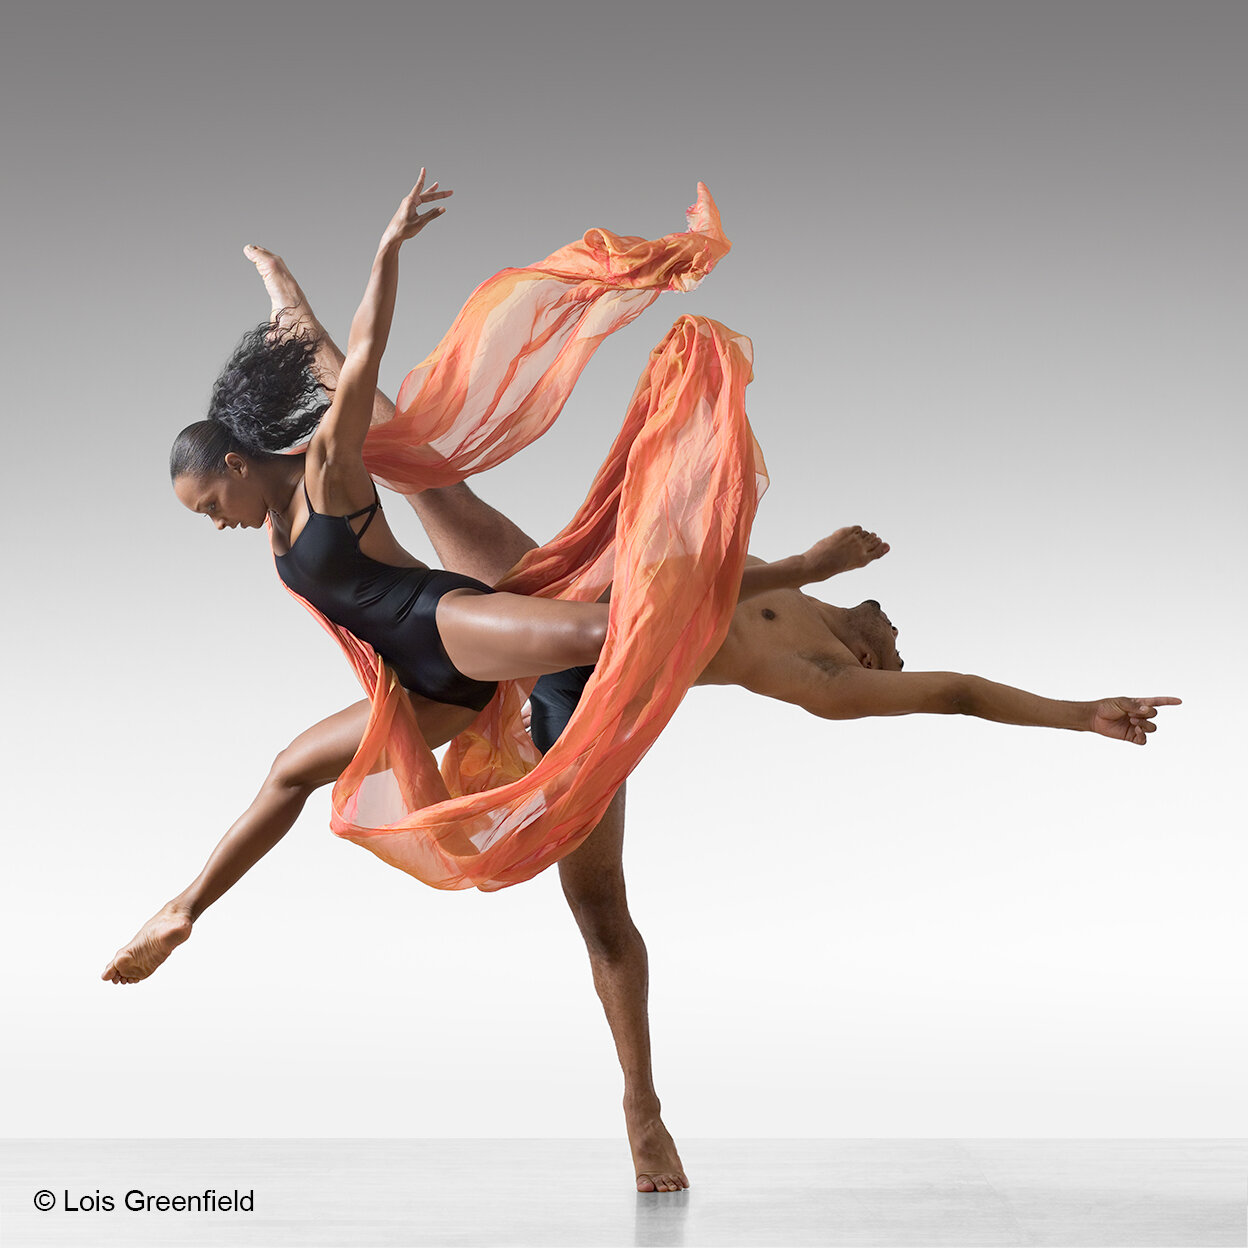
left=243, top=244, right=319, bottom=335
left=802, top=525, right=890, bottom=584
left=627, top=1100, right=690, bottom=1193
left=101, top=905, right=193, bottom=984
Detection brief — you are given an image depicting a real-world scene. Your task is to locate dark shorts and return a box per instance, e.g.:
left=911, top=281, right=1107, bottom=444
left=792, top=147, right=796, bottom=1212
left=528, top=664, right=595, bottom=754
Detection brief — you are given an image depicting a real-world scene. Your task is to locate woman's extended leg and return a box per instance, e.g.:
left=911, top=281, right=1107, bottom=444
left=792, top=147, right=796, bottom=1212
left=433, top=537, right=878, bottom=681
left=102, top=700, right=373, bottom=983
left=436, top=591, right=608, bottom=681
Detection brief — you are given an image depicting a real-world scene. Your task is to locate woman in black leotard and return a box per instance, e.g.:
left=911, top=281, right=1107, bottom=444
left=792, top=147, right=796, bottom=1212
left=170, top=172, right=616, bottom=732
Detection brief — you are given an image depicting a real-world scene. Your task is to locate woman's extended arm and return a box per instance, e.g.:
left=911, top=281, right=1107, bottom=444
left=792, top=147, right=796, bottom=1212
left=311, top=170, right=451, bottom=463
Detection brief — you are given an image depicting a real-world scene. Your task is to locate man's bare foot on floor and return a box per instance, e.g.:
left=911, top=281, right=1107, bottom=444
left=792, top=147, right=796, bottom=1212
left=243, top=244, right=322, bottom=336
left=101, top=905, right=193, bottom=984
left=627, top=1100, right=689, bottom=1193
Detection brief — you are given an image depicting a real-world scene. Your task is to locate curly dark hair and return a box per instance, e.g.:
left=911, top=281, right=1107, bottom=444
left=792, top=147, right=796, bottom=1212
left=169, top=320, right=331, bottom=480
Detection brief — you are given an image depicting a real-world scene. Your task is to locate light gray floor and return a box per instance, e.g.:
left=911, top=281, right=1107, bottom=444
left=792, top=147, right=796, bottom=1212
left=1, top=1139, right=1244, bottom=1247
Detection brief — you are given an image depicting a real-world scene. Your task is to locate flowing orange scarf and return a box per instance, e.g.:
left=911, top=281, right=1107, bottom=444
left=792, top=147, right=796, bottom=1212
left=273, top=186, right=767, bottom=890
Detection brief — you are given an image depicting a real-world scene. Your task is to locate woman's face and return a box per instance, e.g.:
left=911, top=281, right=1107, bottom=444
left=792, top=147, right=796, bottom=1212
left=174, top=458, right=269, bottom=530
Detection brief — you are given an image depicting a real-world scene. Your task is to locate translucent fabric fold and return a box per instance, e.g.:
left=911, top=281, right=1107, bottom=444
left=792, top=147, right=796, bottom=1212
left=270, top=188, right=768, bottom=890
left=365, top=183, right=731, bottom=488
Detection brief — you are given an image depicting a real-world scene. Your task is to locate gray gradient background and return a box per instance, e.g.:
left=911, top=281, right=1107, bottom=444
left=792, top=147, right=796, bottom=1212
left=1, top=0, right=1243, bottom=1139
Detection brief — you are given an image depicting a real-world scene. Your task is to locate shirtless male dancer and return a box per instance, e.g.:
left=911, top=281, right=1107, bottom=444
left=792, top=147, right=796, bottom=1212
left=103, top=248, right=1179, bottom=1194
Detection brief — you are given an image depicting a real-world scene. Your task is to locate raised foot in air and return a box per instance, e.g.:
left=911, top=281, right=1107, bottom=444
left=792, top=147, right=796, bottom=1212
left=243, top=244, right=312, bottom=333
left=801, top=525, right=890, bottom=584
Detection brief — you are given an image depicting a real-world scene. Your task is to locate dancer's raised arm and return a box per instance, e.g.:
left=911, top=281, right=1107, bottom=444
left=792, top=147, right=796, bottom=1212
left=312, top=170, right=451, bottom=462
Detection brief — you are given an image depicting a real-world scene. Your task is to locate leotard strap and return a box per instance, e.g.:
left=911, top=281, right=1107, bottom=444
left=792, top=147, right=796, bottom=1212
left=303, top=478, right=381, bottom=540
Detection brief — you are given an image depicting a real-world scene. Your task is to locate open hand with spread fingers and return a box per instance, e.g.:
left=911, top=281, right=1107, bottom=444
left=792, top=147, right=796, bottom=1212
left=1090, top=696, right=1182, bottom=745
left=386, top=168, right=453, bottom=243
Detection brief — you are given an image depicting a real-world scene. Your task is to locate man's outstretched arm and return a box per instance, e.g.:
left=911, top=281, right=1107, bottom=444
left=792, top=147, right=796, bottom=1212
left=780, top=664, right=1180, bottom=745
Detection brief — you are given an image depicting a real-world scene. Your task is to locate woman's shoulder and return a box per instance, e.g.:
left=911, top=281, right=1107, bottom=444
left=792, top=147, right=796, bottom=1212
left=301, top=448, right=378, bottom=516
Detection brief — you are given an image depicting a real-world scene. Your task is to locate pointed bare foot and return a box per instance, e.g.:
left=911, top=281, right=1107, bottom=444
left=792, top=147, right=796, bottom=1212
left=627, top=1102, right=689, bottom=1193
left=242, top=244, right=318, bottom=335
left=101, top=905, right=193, bottom=984
left=802, top=525, right=890, bottom=584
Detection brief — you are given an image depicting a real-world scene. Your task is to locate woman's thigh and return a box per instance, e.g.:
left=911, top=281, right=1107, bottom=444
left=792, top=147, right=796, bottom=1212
left=276, top=691, right=478, bottom=790
left=276, top=700, right=373, bottom=790
left=435, top=590, right=608, bottom=681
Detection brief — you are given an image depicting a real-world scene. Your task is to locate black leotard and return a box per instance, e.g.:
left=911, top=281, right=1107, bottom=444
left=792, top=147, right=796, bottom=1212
left=275, top=480, right=498, bottom=712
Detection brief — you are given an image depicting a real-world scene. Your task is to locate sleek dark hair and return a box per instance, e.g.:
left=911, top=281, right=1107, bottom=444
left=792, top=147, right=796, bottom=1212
left=169, top=320, right=330, bottom=480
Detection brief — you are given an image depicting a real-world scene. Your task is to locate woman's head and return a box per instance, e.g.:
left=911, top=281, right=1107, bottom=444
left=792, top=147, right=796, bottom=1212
left=172, top=441, right=274, bottom=529
left=170, top=322, right=329, bottom=526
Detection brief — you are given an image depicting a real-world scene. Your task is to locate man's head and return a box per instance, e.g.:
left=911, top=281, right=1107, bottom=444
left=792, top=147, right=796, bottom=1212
left=849, top=599, right=904, bottom=671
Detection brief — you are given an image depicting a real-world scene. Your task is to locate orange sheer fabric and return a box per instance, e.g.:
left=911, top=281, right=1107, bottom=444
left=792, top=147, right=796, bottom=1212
left=271, top=188, right=768, bottom=890
left=365, top=183, right=731, bottom=486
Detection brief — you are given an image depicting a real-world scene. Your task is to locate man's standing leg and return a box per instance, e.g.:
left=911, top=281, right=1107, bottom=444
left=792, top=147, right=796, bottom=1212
left=416, top=494, right=689, bottom=1191
left=556, top=786, right=689, bottom=1192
